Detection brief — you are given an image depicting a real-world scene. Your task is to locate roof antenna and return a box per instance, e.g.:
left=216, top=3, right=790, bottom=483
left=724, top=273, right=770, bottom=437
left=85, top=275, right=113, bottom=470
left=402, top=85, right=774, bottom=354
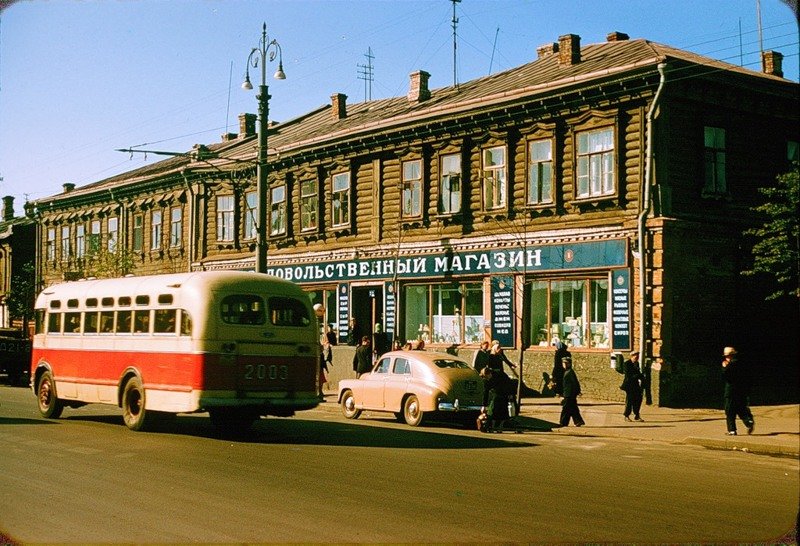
left=489, top=26, right=499, bottom=74
left=357, top=47, right=374, bottom=102
left=756, top=0, right=765, bottom=69
left=451, top=0, right=461, bottom=88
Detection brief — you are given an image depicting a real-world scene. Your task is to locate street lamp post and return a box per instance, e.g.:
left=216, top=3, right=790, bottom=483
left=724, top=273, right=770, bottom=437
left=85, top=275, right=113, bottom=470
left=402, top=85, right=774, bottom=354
left=242, top=22, right=285, bottom=273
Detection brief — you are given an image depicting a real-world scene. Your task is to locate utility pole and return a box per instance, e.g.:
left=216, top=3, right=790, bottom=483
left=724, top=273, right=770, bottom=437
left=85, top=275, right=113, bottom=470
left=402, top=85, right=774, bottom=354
left=357, top=47, right=375, bottom=102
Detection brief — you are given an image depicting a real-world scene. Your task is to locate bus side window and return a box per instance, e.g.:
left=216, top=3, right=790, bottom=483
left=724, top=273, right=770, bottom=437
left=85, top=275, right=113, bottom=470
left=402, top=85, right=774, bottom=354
left=180, top=310, right=192, bottom=336
left=100, top=311, right=114, bottom=333
left=154, top=309, right=176, bottom=334
left=117, top=311, right=132, bottom=333
left=133, top=310, right=150, bottom=334
left=85, top=312, right=99, bottom=334
left=64, top=312, right=81, bottom=333
left=47, top=312, right=62, bottom=334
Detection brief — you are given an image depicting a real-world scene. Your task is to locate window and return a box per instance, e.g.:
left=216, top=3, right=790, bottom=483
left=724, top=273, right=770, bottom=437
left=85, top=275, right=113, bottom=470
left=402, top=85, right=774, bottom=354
left=244, top=191, right=257, bottom=240
left=402, top=282, right=484, bottom=345
left=60, top=226, right=71, bottom=261
left=46, top=228, right=56, bottom=261
left=221, top=295, right=265, bottom=325
left=169, top=206, right=182, bottom=248
left=439, top=153, right=461, bottom=214
left=154, top=309, right=177, bottom=333
left=703, top=126, right=726, bottom=196
left=482, top=146, right=507, bottom=210
left=76, top=224, right=85, bottom=258
left=151, top=210, right=162, bottom=250
left=132, top=214, right=144, bottom=252
left=528, top=139, right=553, bottom=205
left=528, top=278, right=609, bottom=349
left=331, top=172, right=350, bottom=228
left=576, top=127, right=615, bottom=198
left=107, top=216, right=118, bottom=252
left=402, top=159, right=423, bottom=218
left=300, top=179, right=318, bottom=231
left=374, top=357, right=391, bottom=374
left=393, top=358, right=411, bottom=375
left=216, top=195, right=234, bottom=241
left=270, top=184, right=286, bottom=236
left=788, top=141, right=799, bottom=163
left=88, top=220, right=101, bottom=255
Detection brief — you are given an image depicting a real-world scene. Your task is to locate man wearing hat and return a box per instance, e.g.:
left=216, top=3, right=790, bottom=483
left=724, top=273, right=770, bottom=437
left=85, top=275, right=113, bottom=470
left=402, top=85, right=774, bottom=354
left=721, top=346, right=755, bottom=436
left=621, top=351, right=645, bottom=422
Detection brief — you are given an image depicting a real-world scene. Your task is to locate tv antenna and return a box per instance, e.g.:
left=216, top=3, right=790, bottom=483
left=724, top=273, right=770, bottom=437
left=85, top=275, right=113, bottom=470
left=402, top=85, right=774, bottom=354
left=451, top=0, right=461, bottom=87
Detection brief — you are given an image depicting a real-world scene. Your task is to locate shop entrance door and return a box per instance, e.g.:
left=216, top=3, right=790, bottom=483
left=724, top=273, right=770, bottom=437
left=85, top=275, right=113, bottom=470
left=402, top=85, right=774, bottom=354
left=351, top=285, right=384, bottom=348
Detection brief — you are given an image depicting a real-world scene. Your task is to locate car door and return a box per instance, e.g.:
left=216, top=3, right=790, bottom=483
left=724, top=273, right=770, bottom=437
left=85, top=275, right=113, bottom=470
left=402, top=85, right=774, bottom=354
left=360, top=356, right=391, bottom=409
left=383, top=357, right=412, bottom=411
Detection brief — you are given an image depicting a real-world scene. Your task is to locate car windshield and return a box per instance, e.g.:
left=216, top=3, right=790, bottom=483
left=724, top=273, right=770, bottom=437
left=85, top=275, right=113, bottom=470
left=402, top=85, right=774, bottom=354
left=432, top=358, right=470, bottom=369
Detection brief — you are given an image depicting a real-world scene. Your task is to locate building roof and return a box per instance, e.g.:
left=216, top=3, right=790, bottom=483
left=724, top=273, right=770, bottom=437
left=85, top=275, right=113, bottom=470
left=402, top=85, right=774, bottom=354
left=33, top=35, right=795, bottom=208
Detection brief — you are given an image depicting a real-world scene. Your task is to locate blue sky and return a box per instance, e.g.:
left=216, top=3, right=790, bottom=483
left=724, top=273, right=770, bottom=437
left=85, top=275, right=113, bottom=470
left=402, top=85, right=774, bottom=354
left=0, top=0, right=797, bottom=212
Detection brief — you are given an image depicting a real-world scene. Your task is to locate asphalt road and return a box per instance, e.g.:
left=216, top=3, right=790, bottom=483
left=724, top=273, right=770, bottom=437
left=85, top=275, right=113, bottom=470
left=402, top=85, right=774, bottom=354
left=1, top=384, right=797, bottom=543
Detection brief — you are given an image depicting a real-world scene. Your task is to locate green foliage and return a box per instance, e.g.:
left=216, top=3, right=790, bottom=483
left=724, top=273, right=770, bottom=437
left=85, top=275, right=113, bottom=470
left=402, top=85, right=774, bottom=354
left=84, top=246, right=136, bottom=279
left=6, top=261, right=36, bottom=323
left=743, top=163, right=800, bottom=300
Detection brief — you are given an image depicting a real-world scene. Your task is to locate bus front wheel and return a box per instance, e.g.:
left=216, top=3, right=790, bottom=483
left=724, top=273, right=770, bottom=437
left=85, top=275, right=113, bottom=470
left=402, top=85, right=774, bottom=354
left=122, top=376, right=154, bottom=431
left=37, top=371, right=64, bottom=419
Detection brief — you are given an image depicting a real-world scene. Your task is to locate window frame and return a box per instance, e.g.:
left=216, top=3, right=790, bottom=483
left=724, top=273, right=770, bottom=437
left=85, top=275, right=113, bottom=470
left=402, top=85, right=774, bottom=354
left=331, top=172, right=351, bottom=229
left=575, top=126, right=616, bottom=200
left=132, top=214, right=144, bottom=252
left=150, top=209, right=162, bottom=251
left=300, top=178, right=319, bottom=232
left=169, top=206, right=182, bottom=248
left=702, top=125, right=727, bottom=197
left=481, top=145, right=507, bottom=211
left=269, top=183, right=287, bottom=237
left=527, top=138, right=554, bottom=206
left=216, top=195, right=235, bottom=242
left=439, top=153, right=462, bottom=215
left=107, top=216, right=118, bottom=252
left=244, top=191, right=257, bottom=241
left=401, top=159, right=423, bottom=219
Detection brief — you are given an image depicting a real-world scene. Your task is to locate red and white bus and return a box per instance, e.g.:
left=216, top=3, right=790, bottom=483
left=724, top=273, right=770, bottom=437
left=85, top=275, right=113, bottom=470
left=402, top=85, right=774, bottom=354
left=30, top=271, right=320, bottom=432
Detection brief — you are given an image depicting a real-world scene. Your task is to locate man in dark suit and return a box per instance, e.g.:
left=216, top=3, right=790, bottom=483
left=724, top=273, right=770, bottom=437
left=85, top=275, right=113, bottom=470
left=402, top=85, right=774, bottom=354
left=559, top=356, right=585, bottom=427
left=722, top=346, right=754, bottom=435
left=621, top=351, right=645, bottom=422
left=352, top=336, right=373, bottom=378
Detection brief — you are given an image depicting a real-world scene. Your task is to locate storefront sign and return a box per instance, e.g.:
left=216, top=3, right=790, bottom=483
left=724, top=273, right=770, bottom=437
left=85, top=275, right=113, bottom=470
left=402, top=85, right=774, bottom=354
left=491, top=276, right=515, bottom=347
left=384, top=281, right=396, bottom=336
left=337, top=283, right=349, bottom=345
left=267, top=239, right=626, bottom=284
left=611, top=269, right=631, bottom=350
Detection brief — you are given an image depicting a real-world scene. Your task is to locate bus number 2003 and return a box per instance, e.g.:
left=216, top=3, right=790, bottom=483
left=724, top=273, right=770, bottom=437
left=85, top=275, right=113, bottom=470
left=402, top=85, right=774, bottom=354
left=244, top=363, right=289, bottom=381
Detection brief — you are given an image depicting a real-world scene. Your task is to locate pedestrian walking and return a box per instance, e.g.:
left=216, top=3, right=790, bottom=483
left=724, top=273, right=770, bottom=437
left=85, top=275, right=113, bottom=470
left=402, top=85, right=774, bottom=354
left=472, top=340, right=491, bottom=373
left=551, top=340, right=570, bottom=396
left=621, top=351, right=645, bottom=422
left=318, top=334, right=333, bottom=400
left=478, top=366, right=514, bottom=433
left=722, top=346, right=755, bottom=436
left=559, top=356, right=585, bottom=427
left=352, top=336, right=373, bottom=378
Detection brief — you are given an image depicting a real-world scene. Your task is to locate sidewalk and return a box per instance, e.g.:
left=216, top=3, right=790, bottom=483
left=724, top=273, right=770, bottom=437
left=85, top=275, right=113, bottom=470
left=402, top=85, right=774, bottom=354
left=516, top=397, right=800, bottom=458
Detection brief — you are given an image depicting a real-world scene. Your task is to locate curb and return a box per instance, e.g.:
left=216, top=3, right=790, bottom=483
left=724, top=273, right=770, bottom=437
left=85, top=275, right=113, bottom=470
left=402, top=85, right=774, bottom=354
left=682, top=436, right=800, bottom=458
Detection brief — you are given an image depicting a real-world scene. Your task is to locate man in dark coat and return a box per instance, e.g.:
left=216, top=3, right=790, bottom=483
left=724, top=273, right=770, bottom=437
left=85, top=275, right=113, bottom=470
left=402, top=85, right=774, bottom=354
left=559, top=356, right=585, bottom=427
left=722, top=346, right=754, bottom=435
left=472, top=340, right=491, bottom=373
left=551, top=341, right=570, bottom=396
left=352, top=336, right=373, bottom=378
left=621, top=351, right=645, bottom=422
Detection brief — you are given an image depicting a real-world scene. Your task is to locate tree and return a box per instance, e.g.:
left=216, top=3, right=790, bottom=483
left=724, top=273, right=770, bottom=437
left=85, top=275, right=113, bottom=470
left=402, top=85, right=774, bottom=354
left=5, top=261, right=36, bottom=327
left=743, top=163, right=800, bottom=301
left=84, top=246, right=136, bottom=279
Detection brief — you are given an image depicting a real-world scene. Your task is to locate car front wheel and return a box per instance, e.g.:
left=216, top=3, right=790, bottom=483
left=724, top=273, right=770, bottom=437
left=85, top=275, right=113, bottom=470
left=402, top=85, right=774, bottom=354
left=341, top=389, right=362, bottom=419
left=403, top=394, right=425, bottom=427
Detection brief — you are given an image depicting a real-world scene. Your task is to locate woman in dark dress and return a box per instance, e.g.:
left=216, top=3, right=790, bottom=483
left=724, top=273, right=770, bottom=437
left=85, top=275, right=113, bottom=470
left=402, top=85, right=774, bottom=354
left=479, top=367, right=513, bottom=432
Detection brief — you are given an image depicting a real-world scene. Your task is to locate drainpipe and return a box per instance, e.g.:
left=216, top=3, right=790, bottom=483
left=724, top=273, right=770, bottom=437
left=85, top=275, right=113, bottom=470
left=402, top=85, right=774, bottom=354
left=638, top=62, right=667, bottom=361
left=181, top=170, right=196, bottom=271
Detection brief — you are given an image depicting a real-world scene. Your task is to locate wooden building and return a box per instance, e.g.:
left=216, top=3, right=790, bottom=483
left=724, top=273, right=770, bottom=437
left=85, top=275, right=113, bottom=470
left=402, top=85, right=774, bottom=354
left=31, top=32, right=799, bottom=406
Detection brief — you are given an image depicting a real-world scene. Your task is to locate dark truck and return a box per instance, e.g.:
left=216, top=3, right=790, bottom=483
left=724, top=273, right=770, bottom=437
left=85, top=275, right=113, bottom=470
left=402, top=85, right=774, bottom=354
left=0, top=328, right=30, bottom=386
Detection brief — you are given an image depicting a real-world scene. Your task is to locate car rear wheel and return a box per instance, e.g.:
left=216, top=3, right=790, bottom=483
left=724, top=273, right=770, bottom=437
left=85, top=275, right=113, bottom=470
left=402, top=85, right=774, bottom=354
left=403, top=394, right=425, bottom=427
left=37, top=371, right=64, bottom=419
left=341, top=389, right=361, bottom=419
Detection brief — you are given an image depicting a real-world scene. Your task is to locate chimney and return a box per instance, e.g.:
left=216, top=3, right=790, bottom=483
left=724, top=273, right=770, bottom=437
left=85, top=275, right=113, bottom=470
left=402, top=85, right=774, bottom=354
left=221, top=132, right=237, bottom=142
left=537, top=42, right=559, bottom=59
left=2, top=196, right=13, bottom=222
left=761, top=50, right=784, bottom=77
left=606, top=31, right=629, bottom=42
left=63, top=183, right=76, bottom=193
left=331, top=93, right=347, bottom=120
left=238, top=113, right=257, bottom=138
left=408, top=70, right=431, bottom=103
left=558, top=34, right=581, bottom=66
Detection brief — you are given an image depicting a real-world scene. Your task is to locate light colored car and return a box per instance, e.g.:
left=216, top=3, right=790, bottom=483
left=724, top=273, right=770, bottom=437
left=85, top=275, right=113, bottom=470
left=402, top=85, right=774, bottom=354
left=338, top=350, right=484, bottom=426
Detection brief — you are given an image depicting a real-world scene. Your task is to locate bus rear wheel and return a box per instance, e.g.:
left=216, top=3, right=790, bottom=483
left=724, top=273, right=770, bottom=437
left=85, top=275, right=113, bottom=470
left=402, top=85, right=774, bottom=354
left=122, top=376, right=155, bottom=431
left=37, top=371, right=64, bottom=419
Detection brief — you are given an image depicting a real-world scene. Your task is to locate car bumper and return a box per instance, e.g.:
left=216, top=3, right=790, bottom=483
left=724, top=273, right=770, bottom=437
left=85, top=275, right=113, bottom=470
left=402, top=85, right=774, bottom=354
left=437, top=399, right=482, bottom=412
